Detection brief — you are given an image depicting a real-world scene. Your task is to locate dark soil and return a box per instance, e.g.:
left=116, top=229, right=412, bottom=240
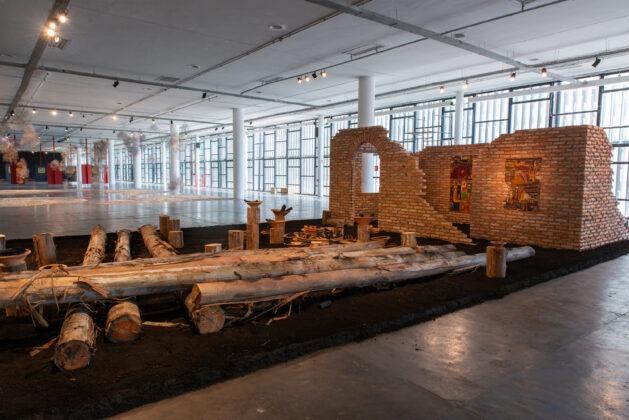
left=2, top=220, right=629, bottom=419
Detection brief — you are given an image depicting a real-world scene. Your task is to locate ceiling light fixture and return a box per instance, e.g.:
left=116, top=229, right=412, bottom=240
left=463, top=80, right=469, bottom=89
left=151, top=118, right=156, bottom=123
left=32, top=108, right=36, bottom=114
left=51, top=110, right=57, bottom=116
left=64, top=127, right=68, bottom=131
left=268, top=24, right=286, bottom=31
left=129, top=116, right=134, bottom=123
left=297, top=77, right=302, bottom=84
left=321, top=70, right=327, bottom=78
left=113, top=80, right=119, bottom=88
left=68, top=111, right=73, bottom=117
left=202, top=92, right=207, bottom=99
left=305, top=75, right=310, bottom=82
left=439, top=86, right=445, bottom=93
left=45, top=28, right=55, bottom=37
left=541, top=68, right=548, bottom=77
left=58, top=12, right=67, bottom=23
left=112, top=115, right=117, bottom=120
left=592, top=57, right=601, bottom=68
left=312, top=72, right=318, bottom=79
left=54, top=35, right=60, bottom=43
left=45, top=125, right=49, bottom=130
left=48, top=21, right=56, bottom=29
left=510, top=72, right=516, bottom=81
left=10, top=110, right=15, bottom=117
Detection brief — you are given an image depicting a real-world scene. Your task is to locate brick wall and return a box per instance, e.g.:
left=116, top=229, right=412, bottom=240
left=329, top=125, right=629, bottom=250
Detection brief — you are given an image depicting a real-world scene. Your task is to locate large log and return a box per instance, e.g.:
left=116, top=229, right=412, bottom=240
left=486, top=243, right=508, bottom=278
left=185, top=288, right=225, bottom=334
left=0, top=247, right=453, bottom=309
left=139, top=224, right=176, bottom=258
left=32, top=233, right=57, bottom=267
left=54, top=307, right=95, bottom=371
left=192, top=247, right=536, bottom=305
left=105, top=301, right=142, bottom=343
left=114, top=229, right=131, bottom=262
left=82, top=225, right=107, bottom=266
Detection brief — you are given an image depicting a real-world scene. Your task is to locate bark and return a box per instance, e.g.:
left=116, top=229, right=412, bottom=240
left=32, top=233, right=57, bottom=267
left=185, top=288, right=225, bottom=334
left=486, top=245, right=507, bottom=278
left=139, top=224, right=176, bottom=258
left=228, top=230, right=245, bottom=250
left=159, top=215, right=170, bottom=241
left=54, top=307, right=95, bottom=371
left=114, top=230, right=131, bottom=262
left=105, top=301, right=142, bottom=342
left=168, top=230, right=184, bottom=249
left=204, top=243, right=222, bottom=254
left=82, top=225, right=107, bottom=266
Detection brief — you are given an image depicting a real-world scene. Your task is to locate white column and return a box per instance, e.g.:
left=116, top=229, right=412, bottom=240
left=194, top=141, right=200, bottom=188
left=108, top=140, right=116, bottom=188
left=454, top=90, right=465, bottom=145
left=76, top=147, right=83, bottom=188
left=233, top=108, right=247, bottom=200
left=161, top=141, right=168, bottom=187
left=317, top=115, right=325, bottom=198
left=133, top=146, right=141, bottom=189
left=169, top=123, right=180, bottom=192
left=358, top=76, right=376, bottom=193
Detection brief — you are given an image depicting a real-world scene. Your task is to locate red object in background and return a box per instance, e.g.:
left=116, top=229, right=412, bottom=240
left=104, top=165, right=109, bottom=184
left=82, top=164, right=93, bottom=184
left=46, top=164, right=63, bottom=184
left=374, top=165, right=379, bottom=171
left=10, top=163, right=17, bottom=184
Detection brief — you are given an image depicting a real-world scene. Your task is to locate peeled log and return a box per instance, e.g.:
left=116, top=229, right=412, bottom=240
left=159, top=215, right=170, bottom=240
left=228, top=230, right=245, bottom=250
left=185, top=288, right=225, bottom=334
left=32, top=233, right=57, bottom=267
left=114, top=230, right=131, bottom=262
left=105, top=301, right=142, bottom=343
left=169, top=230, right=184, bottom=249
left=486, top=245, right=508, bottom=278
left=139, top=225, right=176, bottom=258
left=82, top=225, right=107, bottom=266
left=193, top=246, right=536, bottom=305
left=54, top=307, right=95, bottom=371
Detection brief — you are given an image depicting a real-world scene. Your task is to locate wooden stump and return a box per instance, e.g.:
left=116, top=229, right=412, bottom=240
left=0, top=234, right=5, bottom=251
left=311, top=240, right=326, bottom=247
left=169, top=230, right=184, bottom=249
left=228, top=230, right=245, bottom=250
left=204, top=243, right=222, bottom=254
left=159, top=215, right=170, bottom=240
left=401, top=232, right=417, bottom=248
left=332, top=220, right=344, bottom=237
left=322, top=210, right=332, bottom=226
left=32, top=232, right=57, bottom=267
left=185, top=289, right=225, bottom=334
left=138, top=224, right=177, bottom=257
left=357, top=224, right=370, bottom=242
left=114, top=229, right=131, bottom=262
left=82, top=225, right=107, bottom=266
left=270, top=227, right=283, bottom=245
left=246, top=206, right=260, bottom=250
left=105, top=301, right=142, bottom=343
left=168, top=219, right=180, bottom=233
left=486, top=242, right=507, bottom=278
left=54, top=307, right=95, bottom=371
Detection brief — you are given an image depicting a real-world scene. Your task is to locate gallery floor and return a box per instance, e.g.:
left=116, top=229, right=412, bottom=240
left=0, top=181, right=327, bottom=239
left=112, top=255, right=629, bottom=420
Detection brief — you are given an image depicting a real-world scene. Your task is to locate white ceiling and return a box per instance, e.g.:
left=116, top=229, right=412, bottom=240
left=0, top=0, right=628, bottom=148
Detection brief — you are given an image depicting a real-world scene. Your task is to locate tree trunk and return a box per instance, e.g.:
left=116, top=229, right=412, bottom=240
left=193, top=247, right=536, bottom=305
left=169, top=230, right=184, bottom=249
left=204, top=243, right=222, bottom=254
left=269, top=227, right=283, bottom=245
left=82, top=225, right=107, bottom=266
left=32, top=233, right=57, bottom=267
left=185, top=288, right=225, bottom=334
left=159, top=215, right=170, bottom=240
left=246, top=206, right=260, bottom=250
left=228, top=230, right=245, bottom=250
left=114, top=230, right=131, bottom=262
left=54, top=307, right=95, bottom=371
left=105, top=301, right=142, bottom=343
left=401, top=232, right=416, bottom=248
left=486, top=244, right=508, bottom=278
left=139, top=224, right=176, bottom=258
left=168, top=219, right=180, bottom=232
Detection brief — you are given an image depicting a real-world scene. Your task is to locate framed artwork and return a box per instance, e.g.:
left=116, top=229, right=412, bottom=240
left=504, top=158, right=541, bottom=211
left=450, top=156, right=472, bottom=213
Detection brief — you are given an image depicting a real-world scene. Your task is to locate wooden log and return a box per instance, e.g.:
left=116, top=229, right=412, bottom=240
left=159, top=215, right=170, bottom=240
left=139, top=224, right=177, bottom=258
left=401, top=232, right=416, bottom=248
left=32, top=232, right=57, bottom=267
left=169, top=230, right=184, bottom=249
left=246, top=206, right=260, bottom=250
left=204, top=243, right=222, bottom=254
left=322, top=210, right=332, bottom=226
left=228, top=230, right=245, bottom=250
left=194, top=247, right=536, bottom=305
left=82, top=225, right=108, bottom=266
left=105, top=301, right=142, bottom=343
left=486, top=242, right=508, bottom=278
left=0, top=234, right=5, bottom=251
left=54, top=307, right=95, bottom=371
left=0, top=246, right=457, bottom=309
left=310, top=240, right=326, bottom=247
left=270, top=227, right=283, bottom=245
left=184, top=288, right=225, bottom=334
left=168, top=219, right=180, bottom=232
left=114, top=229, right=131, bottom=262
left=357, top=224, right=370, bottom=242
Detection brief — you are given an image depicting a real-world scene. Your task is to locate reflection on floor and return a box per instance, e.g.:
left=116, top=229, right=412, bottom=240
left=0, top=181, right=328, bottom=239
left=113, top=255, right=629, bottom=420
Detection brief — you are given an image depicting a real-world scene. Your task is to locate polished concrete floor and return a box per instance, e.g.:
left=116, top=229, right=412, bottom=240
left=0, top=181, right=327, bottom=239
left=113, top=255, right=629, bottom=420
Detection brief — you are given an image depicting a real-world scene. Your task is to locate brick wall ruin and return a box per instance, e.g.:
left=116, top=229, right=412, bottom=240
left=329, top=125, right=629, bottom=250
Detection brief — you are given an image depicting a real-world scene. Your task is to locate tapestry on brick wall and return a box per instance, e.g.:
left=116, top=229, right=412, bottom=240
left=504, top=158, right=541, bottom=211
left=450, top=156, right=472, bottom=213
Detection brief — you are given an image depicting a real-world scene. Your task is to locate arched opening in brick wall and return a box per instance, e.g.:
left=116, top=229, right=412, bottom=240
left=354, top=143, right=380, bottom=193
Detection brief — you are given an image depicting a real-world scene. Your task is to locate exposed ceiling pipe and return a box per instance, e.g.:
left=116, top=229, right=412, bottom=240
left=1, top=0, right=70, bottom=130
left=305, top=0, right=575, bottom=83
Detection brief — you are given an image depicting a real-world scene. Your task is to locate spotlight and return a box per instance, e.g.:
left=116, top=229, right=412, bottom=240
left=214, top=127, right=218, bottom=131
left=113, top=80, right=119, bottom=88
left=51, top=110, right=57, bottom=116
left=32, top=108, right=36, bottom=114
left=79, top=128, right=82, bottom=132
left=170, top=120, right=173, bottom=125
left=65, top=127, right=68, bottom=131
left=45, top=28, right=55, bottom=37
left=321, top=70, right=327, bottom=78
left=58, top=12, right=68, bottom=23
left=151, top=118, right=156, bottom=123
left=305, top=75, right=310, bottom=82
left=463, top=80, right=469, bottom=89
left=45, top=125, right=49, bottom=130
left=129, top=116, right=134, bottom=123
left=48, top=21, right=56, bottom=29
left=113, top=130, right=116, bottom=133
left=439, top=86, right=445, bottom=93
left=112, top=115, right=117, bottom=120
left=68, top=111, right=73, bottom=117
left=54, top=35, right=60, bottom=43
left=249, top=121, right=253, bottom=125
left=592, top=57, right=601, bottom=68
left=510, top=72, right=516, bottom=81
left=312, top=72, right=318, bottom=79
left=541, top=68, right=548, bottom=77
left=202, top=92, right=207, bottom=99
left=82, top=114, right=85, bottom=118
left=297, top=77, right=302, bottom=84
left=10, top=110, right=15, bottom=117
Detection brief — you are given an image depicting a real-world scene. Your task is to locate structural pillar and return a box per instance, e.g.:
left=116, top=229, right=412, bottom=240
left=76, top=147, right=83, bottom=188
left=170, top=123, right=180, bottom=192
left=454, top=90, right=465, bottom=145
left=132, top=145, right=141, bottom=189
left=233, top=108, right=247, bottom=200
left=108, top=140, right=116, bottom=188
left=317, top=115, right=325, bottom=198
left=161, top=141, right=168, bottom=187
left=358, top=76, right=376, bottom=193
